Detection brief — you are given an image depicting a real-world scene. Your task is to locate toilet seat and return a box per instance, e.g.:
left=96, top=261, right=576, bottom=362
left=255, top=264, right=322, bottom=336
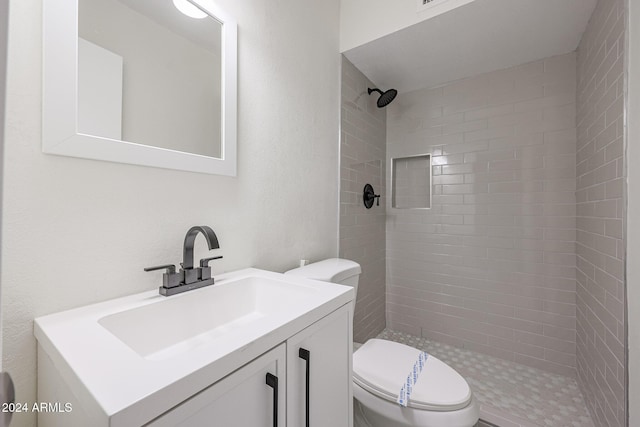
left=353, top=339, right=472, bottom=412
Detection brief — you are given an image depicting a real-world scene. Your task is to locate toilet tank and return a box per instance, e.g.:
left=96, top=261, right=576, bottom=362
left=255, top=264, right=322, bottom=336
left=285, top=258, right=361, bottom=298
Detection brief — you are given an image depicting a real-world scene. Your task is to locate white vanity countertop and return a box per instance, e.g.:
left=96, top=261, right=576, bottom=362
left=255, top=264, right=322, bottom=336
left=34, top=268, right=353, bottom=427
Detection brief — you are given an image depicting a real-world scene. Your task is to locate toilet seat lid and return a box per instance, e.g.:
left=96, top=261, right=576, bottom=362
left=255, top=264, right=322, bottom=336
left=353, top=339, right=472, bottom=411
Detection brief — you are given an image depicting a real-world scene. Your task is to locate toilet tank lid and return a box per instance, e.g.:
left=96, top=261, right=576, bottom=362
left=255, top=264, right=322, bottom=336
left=284, top=258, right=361, bottom=283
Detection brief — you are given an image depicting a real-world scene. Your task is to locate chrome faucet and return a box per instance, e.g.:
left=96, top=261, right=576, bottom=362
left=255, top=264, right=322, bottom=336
left=145, top=226, right=223, bottom=296
left=182, top=225, right=220, bottom=283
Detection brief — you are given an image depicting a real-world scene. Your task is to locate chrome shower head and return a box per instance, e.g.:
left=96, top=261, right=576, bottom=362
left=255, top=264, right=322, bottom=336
left=368, top=87, right=397, bottom=108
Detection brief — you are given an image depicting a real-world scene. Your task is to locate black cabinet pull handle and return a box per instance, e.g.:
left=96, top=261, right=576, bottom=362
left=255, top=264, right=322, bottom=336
left=266, top=373, right=278, bottom=427
left=299, top=348, right=310, bottom=427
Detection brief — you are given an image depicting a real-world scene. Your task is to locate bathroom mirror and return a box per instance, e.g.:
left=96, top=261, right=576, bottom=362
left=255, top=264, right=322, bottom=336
left=43, top=0, right=237, bottom=176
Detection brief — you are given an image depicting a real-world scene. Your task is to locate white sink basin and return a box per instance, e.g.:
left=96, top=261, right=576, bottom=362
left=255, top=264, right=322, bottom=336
left=34, top=268, right=353, bottom=427
left=99, top=276, right=317, bottom=360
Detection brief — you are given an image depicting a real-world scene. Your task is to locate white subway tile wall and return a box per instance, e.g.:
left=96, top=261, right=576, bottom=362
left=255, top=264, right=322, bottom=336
left=340, top=57, right=387, bottom=343
left=575, top=0, right=626, bottom=425
left=386, top=53, right=578, bottom=377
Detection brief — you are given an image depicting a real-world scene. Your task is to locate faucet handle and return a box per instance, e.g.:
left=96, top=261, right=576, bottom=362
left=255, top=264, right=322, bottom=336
left=144, top=264, right=176, bottom=274
left=199, top=256, right=223, bottom=281
left=199, top=256, right=223, bottom=268
left=144, top=264, right=183, bottom=288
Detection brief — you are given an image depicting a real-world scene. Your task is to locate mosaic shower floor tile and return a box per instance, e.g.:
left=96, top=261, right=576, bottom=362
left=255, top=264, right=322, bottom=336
left=374, top=329, right=595, bottom=427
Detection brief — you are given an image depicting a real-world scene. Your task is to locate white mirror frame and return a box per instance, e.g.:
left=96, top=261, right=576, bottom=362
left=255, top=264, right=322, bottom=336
left=43, top=0, right=237, bottom=176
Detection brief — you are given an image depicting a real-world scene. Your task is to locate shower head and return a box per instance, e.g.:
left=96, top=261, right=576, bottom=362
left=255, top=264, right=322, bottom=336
left=368, top=87, right=397, bottom=108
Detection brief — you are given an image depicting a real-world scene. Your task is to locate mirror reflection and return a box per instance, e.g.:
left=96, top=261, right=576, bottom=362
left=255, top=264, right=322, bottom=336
left=78, top=0, right=223, bottom=158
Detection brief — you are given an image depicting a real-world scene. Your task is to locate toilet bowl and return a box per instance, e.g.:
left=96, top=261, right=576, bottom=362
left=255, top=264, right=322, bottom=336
left=285, top=259, right=480, bottom=427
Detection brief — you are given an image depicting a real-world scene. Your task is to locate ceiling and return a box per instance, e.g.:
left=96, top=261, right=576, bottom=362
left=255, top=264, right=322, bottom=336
left=343, top=0, right=598, bottom=94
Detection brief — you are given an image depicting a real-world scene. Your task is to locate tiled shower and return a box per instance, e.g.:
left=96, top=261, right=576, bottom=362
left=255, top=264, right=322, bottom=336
left=386, top=52, right=578, bottom=377
left=575, top=0, right=625, bottom=424
left=340, top=0, right=627, bottom=425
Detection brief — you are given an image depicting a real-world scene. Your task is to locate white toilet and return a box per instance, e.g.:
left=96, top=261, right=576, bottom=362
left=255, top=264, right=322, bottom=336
left=286, top=258, right=480, bottom=427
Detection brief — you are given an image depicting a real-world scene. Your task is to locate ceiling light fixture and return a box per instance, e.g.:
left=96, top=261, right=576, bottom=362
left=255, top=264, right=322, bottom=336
left=172, top=0, right=207, bottom=19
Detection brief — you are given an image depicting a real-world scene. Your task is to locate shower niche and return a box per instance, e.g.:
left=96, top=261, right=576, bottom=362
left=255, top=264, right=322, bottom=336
left=391, top=154, right=431, bottom=209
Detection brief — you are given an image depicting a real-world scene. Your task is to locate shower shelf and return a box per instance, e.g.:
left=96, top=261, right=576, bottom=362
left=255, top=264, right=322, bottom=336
left=391, top=154, right=432, bottom=209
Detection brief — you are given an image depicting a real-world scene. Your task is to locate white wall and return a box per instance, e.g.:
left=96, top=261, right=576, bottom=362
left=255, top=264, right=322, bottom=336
left=0, top=0, right=9, bottom=372
left=1, top=0, right=341, bottom=425
left=627, top=0, right=639, bottom=423
left=339, top=0, right=474, bottom=52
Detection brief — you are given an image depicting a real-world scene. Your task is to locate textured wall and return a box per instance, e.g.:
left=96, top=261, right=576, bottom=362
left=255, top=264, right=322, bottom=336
left=386, top=53, right=577, bottom=376
left=0, top=0, right=7, bottom=368
left=2, top=1, right=341, bottom=425
left=340, top=56, right=386, bottom=343
left=575, top=0, right=626, bottom=424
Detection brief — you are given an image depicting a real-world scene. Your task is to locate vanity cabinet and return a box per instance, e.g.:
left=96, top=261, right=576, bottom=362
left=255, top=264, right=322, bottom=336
left=148, top=305, right=351, bottom=427
left=35, top=268, right=354, bottom=427
left=287, top=306, right=351, bottom=427
left=148, top=344, right=286, bottom=427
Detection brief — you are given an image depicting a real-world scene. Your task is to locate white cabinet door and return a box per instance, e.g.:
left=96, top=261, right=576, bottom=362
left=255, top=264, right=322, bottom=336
left=147, top=344, right=286, bottom=427
left=287, top=305, right=352, bottom=427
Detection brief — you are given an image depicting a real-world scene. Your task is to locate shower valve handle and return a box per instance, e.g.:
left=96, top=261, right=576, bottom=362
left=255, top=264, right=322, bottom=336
left=363, top=184, right=380, bottom=209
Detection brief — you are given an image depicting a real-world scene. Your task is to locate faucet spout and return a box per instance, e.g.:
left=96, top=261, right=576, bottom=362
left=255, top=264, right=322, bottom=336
left=183, top=226, right=220, bottom=270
